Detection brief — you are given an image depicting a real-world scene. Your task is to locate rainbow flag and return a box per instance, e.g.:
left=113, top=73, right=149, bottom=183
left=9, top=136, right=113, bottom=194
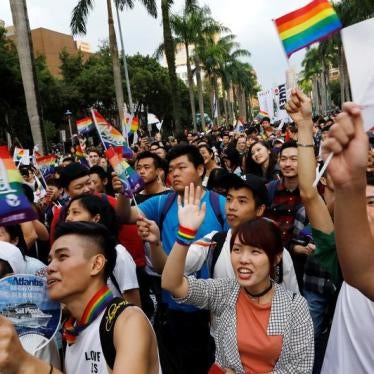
left=130, top=116, right=139, bottom=133
left=256, top=111, right=269, bottom=120
left=92, top=110, right=133, bottom=159
left=75, top=144, right=89, bottom=168
left=35, top=154, right=57, bottom=178
left=0, top=146, right=37, bottom=225
left=76, top=117, right=95, bottom=135
left=13, top=147, right=30, bottom=165
left=274, top=0, right=342, bottom=57
left=105, top=147, right=144, bottom=198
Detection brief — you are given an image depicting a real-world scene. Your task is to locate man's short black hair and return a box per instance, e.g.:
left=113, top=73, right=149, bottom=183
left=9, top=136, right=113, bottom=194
left=89, top=165, right=107, bottom=181
left=280, top=140, right=298, bottom=156
left=136, top=151, right=163, bottom=169
left=367, top=172, right=374, bottom=187
left=166, top=144, right=204, bottom=168
left=261, top=117, right=270, bottom=123
left=55, top=221, right=117, bottom=281
left=58, top=162, right=89, bottom=189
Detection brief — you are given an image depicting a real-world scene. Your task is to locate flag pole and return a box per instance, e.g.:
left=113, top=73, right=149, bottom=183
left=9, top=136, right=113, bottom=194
left=90, top=108, right=108, bottom=151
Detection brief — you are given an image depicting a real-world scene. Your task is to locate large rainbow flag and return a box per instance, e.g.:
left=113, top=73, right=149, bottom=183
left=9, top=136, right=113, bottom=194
left=76, top=117, right=95, bottom=135
left=105, top=147, right=143, bottom=198
left=274, top=0, right=342, bottom=57
left=0, top=146, right=37, bottom=225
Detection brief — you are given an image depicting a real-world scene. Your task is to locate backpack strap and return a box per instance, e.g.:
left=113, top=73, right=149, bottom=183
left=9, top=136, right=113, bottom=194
left=158, top=191, right=177, bottom=238
left=99, top=297, right=134, bottom=370
left=207, top=231, right=228, bottom=277
left=209, top=191, right=225, bottom=229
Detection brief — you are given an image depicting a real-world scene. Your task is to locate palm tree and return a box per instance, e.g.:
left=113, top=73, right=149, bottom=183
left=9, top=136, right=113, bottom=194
left=168, top=4, right=225, bottom=131
left=71, top=0, right=157, bottom=125
left=9, top=0, right=46, bottom=152
left=196, top=33, right=249, bottom=124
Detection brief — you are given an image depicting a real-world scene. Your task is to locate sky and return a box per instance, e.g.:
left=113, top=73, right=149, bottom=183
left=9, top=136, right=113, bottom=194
left=0, top=0, right=310, bottom=90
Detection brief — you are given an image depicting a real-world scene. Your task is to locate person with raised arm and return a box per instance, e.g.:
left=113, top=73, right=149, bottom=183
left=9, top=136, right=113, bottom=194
left=161, top=183, right=313, bottom=373
left=322, top=102, right=374, bottom=301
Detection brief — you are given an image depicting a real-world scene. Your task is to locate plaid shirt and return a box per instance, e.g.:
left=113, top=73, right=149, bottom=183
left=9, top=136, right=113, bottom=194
left=176, top=278, right=314, bottom=373
left=292, top=209, right=336, bottom=295
left=266, top=179, right=303, bottom=248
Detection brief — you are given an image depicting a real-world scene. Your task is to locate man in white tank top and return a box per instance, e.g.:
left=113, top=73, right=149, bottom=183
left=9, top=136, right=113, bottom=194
left=0, top=221, right=160, bottom=373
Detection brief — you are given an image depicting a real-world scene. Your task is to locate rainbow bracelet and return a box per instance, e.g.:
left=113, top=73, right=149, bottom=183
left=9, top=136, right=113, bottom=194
left=176, top=225, right=197, bottom=246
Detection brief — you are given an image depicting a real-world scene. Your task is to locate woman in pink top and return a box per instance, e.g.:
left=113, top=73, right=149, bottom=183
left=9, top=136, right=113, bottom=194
left=160, top=184, right=314, bottom=373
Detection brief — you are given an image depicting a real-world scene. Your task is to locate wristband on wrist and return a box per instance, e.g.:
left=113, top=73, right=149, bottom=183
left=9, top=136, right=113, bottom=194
left=176, top=225, right=197, bottom=246
left=296, top=143, right=314, bottom=148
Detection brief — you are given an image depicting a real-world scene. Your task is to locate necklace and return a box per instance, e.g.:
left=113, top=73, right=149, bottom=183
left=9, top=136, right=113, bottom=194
left=244, top=281, right=273, bottom=299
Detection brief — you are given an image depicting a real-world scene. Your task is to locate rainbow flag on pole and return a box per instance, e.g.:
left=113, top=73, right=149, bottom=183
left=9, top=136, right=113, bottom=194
left=274, top=0, right=342, bottom=57
left=35, top=154, right=57, bottom=178
left=105, top=147, right=143, bottom=198
left=256, top=111, right=269, bottom=121
left=0, top=146, right=37, bottom=225
left=76, top=117, right=95, bottom=135
left=130, top=116, right=139, bottom=133
left=13, top=147, right=30, bottom=165
left=92, top=110, right=133, bottom=159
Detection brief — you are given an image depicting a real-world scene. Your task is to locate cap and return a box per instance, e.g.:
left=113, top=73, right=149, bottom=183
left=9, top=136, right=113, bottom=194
left=0, top=241, right=26, bottom=274
left=224, top=173, right=269, bottom=207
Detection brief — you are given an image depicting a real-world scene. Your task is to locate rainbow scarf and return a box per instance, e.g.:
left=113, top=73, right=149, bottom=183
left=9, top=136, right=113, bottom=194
left=275, top=0, right=342, bottom=57
left=63, top=286, right=113, bottom=345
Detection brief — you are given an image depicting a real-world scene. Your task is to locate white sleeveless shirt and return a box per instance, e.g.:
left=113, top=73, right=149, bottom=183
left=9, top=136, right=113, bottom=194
left=65, top=310, right=109, bottom=374
left=65, top=307, right=162, bottom=373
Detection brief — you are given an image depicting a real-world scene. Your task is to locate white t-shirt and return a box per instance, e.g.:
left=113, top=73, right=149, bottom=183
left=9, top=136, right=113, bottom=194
left=185, top=229, right=299, bottom=293
left=108, top=244, right=139, bottom=297
left=322, top=282, right=374, bottom=373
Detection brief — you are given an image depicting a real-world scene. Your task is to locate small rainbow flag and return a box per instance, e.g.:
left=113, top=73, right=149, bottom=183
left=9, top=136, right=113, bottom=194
left=130, top=116, right=139, bottom=133
left=105, top=147, right=144, bottom=198
left=256, top=111, right=269, bottom=120
left=75, top=144, right=89, bottom=168
left=76, top=117, right=95, bottom=135
left=35, top=154, right=57, bottom=178
left=0, top=146, right=37, bottom=225
left=13, top=147, right=30, bottom=165
left=275, top=0, right=342, bottom=57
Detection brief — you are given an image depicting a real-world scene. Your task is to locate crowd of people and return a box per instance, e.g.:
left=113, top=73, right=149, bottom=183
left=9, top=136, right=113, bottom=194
left=0, top=88, right=373, bottom=373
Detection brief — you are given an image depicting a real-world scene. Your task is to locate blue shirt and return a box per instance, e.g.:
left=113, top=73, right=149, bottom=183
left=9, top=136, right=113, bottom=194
left=139, top=190, right=227, bottom=311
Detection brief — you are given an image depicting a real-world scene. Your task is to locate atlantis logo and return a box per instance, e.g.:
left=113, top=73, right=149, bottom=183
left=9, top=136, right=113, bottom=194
left=12, top=277, right=44, bottom=287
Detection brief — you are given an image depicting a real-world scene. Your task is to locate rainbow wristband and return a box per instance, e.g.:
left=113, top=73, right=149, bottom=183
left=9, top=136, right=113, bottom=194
left=176, top=225, right=197, bottom=246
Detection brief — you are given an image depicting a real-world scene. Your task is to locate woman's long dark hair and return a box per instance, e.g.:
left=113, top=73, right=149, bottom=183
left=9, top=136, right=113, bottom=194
left=245, top=141, right=278, bottom=182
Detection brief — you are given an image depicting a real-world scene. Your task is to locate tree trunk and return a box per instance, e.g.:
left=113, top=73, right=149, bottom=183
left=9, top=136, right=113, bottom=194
left=107, top=0, right=124, bottom=127
left=161, top=0, right=181, bottom=133
left=228, top=84, right=234, bottom=125
left=222, top=89, right=229, bottom=124
left=209, top=76, right=215, bottom=120
left=213, top=75, right=221, bottom=122
left=239, top=85, right=247, bottom=119
left=247, top=93, right=253, bottom=121
left=10, top=0, right=46, bottom=153
left=194, top=56, right=205, bottom=130
left=185, top=43, right=196, bottom=131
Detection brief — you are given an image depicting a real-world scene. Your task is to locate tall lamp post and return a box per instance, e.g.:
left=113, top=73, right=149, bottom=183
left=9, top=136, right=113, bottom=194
left=64, top=109, right=73, bottom=139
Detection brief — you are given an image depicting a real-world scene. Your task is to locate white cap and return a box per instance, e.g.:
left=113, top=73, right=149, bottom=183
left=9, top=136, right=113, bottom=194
left=0, top=241, right=26, bottom=274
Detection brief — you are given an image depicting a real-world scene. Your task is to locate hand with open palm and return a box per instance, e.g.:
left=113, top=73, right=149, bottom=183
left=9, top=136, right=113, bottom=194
left=177, top=183, right=206, bottom=232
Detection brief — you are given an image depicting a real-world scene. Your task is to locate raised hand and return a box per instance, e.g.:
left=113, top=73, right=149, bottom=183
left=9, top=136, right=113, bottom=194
left=137, top=216, right=161, bottom=244
left=285, top=88, right=313, bottom=128
left=177, top=183, right=206, bottom=231
left=322, top=103, right=368, bottom=188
